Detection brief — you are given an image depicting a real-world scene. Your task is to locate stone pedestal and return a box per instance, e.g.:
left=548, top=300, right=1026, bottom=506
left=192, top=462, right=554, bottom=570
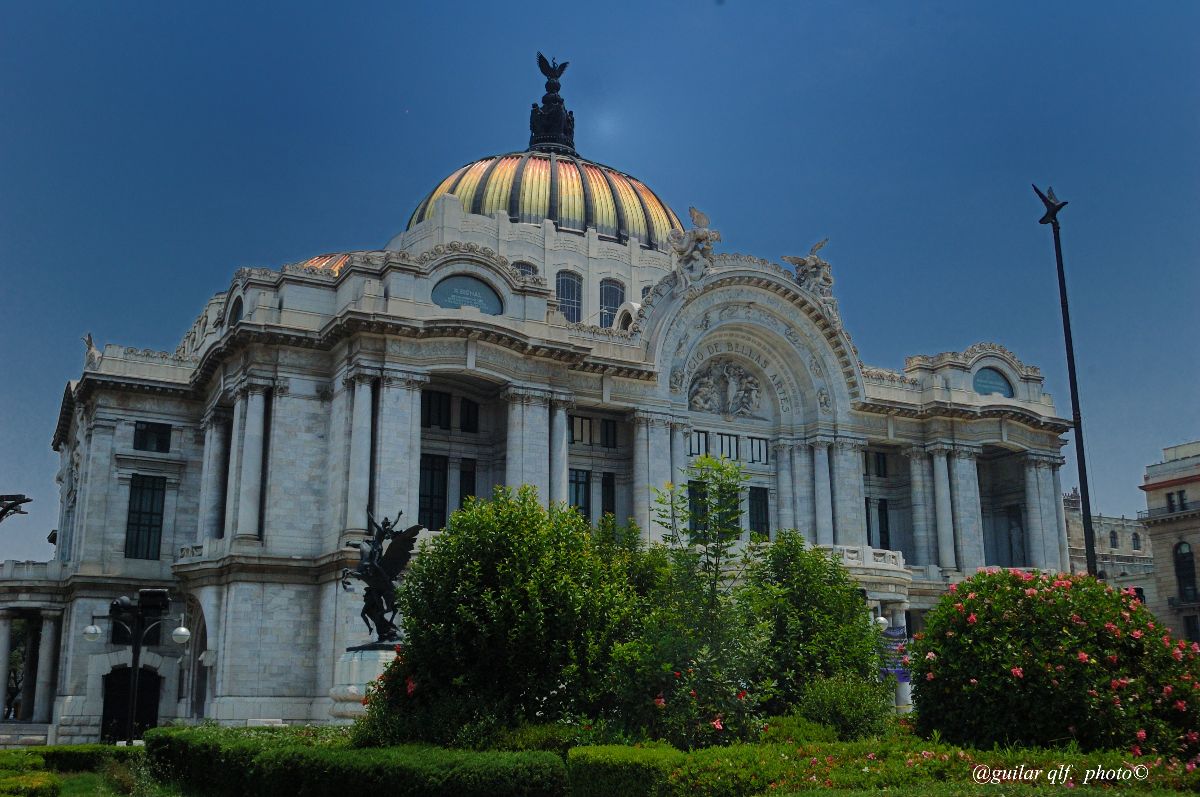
left=328, top=647, right=396, bottom=723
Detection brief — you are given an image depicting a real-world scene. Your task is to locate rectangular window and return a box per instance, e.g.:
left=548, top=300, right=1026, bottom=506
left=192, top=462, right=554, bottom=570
left=878, top=498, right=891, bottom=550
left=716, top=433, right=739, bottom=460
left=688, top=480, right=708, bottom=534
left=601, top=472, right=616, bottom=516
left=689, top=431, right=708, bottom=457
left=460, top=398, right=479, bottom=433
left=133, top=422, right=171, bottom=453
left=459, top=458, right=476, bottom=508
left=1179, top=490, right=1189, bottom=511
left=125, top=474, right=166, bottom=560
left=571, top=416, right=593, bottom=445
left=569, top=469, right=591, bottom=522
left=748, top=437, right=769, bottom=464
left=418, top=454, right=448, bottom=530
left=1183, top=615, right=1199, bottom=643
left=874, top=452, right=888, bottom=478
left=1168, top=492, right=1177, bottom=512
left=599, top=418, right=618, bottom=449
left=421, top=391, right=451, bottom=430
left=749, top=486, right=769, bottom=537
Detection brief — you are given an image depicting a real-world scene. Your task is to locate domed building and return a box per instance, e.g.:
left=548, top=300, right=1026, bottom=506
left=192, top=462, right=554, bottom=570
left=0, top=58, right=1072, bottom=743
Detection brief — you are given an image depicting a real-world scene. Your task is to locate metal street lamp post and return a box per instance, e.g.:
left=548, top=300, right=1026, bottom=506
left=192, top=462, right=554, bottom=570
left=1033, top=185, right=1098, bottom=576
left=82, top=588, right=190, bottom=744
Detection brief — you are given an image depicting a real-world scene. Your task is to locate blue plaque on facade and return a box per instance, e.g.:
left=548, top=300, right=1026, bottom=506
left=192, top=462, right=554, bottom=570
left=973, top=367, right=1014, bottom=398
left=431, top=274, right=503, bottom=315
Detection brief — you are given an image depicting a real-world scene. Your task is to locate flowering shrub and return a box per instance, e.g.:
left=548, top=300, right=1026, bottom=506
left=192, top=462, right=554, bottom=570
left=912, top=568, right=1200, bottom=765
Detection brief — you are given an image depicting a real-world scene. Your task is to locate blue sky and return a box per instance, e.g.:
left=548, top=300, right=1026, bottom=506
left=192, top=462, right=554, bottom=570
left=2, top=1, right=1197, bottom=560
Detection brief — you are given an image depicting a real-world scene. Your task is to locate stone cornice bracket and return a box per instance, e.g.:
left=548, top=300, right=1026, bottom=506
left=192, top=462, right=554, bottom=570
left=381, top=369, right=429, bottom=390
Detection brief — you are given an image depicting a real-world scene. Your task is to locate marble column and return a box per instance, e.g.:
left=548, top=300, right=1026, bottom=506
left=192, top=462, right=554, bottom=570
left=197, top=409, right=230, bottom=542
left=235, top=385, right=268, bottom=539
left=1052, top=463, right=1069, bottom=573
left=32, top=611, right=59, bottom=723
left=1023, top=456, right=1047, bottom=569
left=631, top=413, right=650, bottom=539
left=522, top=393, right=551, bottom=504
left=344, top=374, right=375, bottom=533
left=832, top=439, right=867, bottom=546
left=773, top=440, right=794, bottom=534
left=670, top=421, right=689, bottom=488
left=221, top=394, right=245, bottom=540
left=929, top=445, right=956, bottom=570
left=867, top=498, right=882, bottom=549
left=549, top=398, right=571, bottom=505
left=0, top=611, right=11, bottom=720
left=792, top=441, right=814, bottom=538
left=905, top=448, right=933, bottom=566
left=647, top=415, right=673, bottom=540
left=375, top=371, right=425, bottom=519
left=811, top=441, right=834, bottom=546
left=1037, top=459, right=1064, bottom=572
left=505, top=391, right=525, bottom=489
left=951, top=448, right=985, bottom=572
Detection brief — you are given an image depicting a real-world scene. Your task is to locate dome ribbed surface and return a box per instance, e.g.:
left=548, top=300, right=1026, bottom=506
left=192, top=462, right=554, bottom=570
left=408, top=152, right=683, bottom=252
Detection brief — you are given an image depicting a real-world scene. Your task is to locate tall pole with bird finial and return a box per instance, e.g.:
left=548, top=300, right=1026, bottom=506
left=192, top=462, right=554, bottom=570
left=1033, top=184, right=1097, bottom=577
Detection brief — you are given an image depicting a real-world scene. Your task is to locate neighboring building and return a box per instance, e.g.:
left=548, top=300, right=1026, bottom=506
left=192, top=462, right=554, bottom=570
left=1062, top=488, right=1155, bottom=607
left=1139, top=441, right=1200, bottom=641
left=0, top=60, right=1074, bottom=744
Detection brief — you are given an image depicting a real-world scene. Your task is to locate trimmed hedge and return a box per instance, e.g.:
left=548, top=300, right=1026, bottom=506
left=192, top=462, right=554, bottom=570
left=145, top=725, right=566, bottom=796
left=33, top=744, right=142, bottom=773
left=0, top=770, right=59, bottom=797
left=0, top=753, right=42, bottom=774
left=567, top=745, right=686, bottom=797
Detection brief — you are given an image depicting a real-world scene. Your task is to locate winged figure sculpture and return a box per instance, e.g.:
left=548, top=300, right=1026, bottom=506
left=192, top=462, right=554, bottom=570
left=341, top=511, right=422, bottom=643
left=537, top=52, right=569, bottom=80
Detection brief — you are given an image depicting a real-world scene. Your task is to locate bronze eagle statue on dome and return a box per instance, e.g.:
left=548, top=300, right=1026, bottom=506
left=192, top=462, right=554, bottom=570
left=537, top=52, right=568, bottom=80
left=341, top=511, right=422, bottom=643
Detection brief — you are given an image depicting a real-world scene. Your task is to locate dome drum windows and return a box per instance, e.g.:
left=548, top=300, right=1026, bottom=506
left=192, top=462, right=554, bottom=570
left=973, top=367, right=1015, bottom=398
left=599, top=279, right=625, bottom=328
left=556, top=271, right=582, bottom=324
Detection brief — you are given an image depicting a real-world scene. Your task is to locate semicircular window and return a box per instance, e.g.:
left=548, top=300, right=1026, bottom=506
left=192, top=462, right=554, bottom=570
left=973, top=367, right=1014, bottom=398
left=431, top=274, right=503, bottom=315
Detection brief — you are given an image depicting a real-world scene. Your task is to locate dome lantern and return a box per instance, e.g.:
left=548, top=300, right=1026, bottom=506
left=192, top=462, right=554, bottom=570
left=528, top=52, right=576, bottom=156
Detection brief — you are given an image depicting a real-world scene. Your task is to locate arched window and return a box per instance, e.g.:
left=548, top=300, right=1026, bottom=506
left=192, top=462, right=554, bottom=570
left=618, top=312, right=632, bottom=331
left=1109, top=530, right=1119, bottom=550
left=1175, top=542, right=1196, bottom=602
left=1131, top=532, right=1141, bottom=551
left=641, top=285, right=652, bottom=300
left=599, top=279, right=625, bottom=328
left=556, top=271, right=582, bottom=324
left=973, top=367, right=1014, bottom=398
left=513, top=261, right=537, bottom=277
left=227, top=297, right=243, bottom=326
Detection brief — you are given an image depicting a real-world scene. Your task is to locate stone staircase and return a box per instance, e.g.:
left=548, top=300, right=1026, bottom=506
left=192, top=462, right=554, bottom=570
left=0, top=722, right=49, bottom=749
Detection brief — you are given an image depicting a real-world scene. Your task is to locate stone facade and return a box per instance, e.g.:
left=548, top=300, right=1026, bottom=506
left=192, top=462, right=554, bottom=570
left=0, top=75, right=1076, bottom=743
left=1138, top=441, right=1200, bottom=641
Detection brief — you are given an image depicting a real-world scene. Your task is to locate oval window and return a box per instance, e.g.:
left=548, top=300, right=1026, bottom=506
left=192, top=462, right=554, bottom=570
left=431, top=275, right=503, bottom=316
left=973, top=367, right=1014, bottom=398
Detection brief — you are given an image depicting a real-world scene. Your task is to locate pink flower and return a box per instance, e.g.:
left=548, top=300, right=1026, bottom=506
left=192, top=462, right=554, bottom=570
left=1011, top=667, right=1024, bottom=679
left=926, top=651, right=937, bottom=661
left=1107, top=654, right=1118, bottom=664
left=954, top=602, right=965, bottom=613
left=967, top=592, right=977, bottom=600
left=405, top=675, right=417, bottom=697
left=1131, top=630, right=1144, bottom=639
left=901, top=655, right=911, bottom=666
left=674, top=671, right=681, bottom=678
left=1077, top=651, right=1090, bottom=663
left=926, top=672, right=935, bottom=681
left=737, top=689, right=747, bottom=700
left=711, top=717, right=724, bottom=731
left=969, top=678, right=978, bottom=686
left=1175, top=700, right=1188, bottom=712
left=1131, top=745, right=1142, bottom=757
left=654, top=694, right=666, bottom=708
left=1025, top=588, right=1038, bottom=597
left=866, top=753, right=877, bottom=760
left=948, top=583, right=958, bottom=593
left=967, top=613, right=978, bottom=624
left=689, top=689, right=696, bottom=698
left=1164, top=685, right=1174, bottom=696
left=1136, top=729, right=1147, bottom=741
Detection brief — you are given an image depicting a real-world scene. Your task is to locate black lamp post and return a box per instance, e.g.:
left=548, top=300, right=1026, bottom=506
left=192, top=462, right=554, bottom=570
left=1033, top=184, right=1098, bottom=576
left=83, top=588, right=190, bottom=744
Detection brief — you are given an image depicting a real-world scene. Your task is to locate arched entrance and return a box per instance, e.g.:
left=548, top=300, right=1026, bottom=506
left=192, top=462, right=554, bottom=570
left=100, top=666, right=161, bottom=742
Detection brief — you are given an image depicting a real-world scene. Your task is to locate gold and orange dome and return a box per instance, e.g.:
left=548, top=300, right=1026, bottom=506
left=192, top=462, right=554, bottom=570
left=407, top=152, right=684, bottom=253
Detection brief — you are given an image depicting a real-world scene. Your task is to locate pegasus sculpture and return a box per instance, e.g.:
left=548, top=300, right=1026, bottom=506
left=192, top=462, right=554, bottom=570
left=341, top=511, right=422, bottom=643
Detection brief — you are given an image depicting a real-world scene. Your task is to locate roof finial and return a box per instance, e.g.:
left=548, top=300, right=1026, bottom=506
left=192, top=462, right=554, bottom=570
left=529, top=52, right=576, bottom=155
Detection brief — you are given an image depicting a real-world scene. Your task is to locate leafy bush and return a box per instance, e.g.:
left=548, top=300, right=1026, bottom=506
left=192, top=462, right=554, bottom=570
left=795, top=675, right=895, bottom=741
left=566, top=745, right=686, bottom=797
left=34, top=744, right=142, bottom=772
left=911, top=568, right=1200, bottom=763
left=738, top=529, right=883, bottom=712
left=0, top=753, right=41, bottom=774
left=361, top=487, right=644, bottom=745
left=759, top=713, right=839, bottom=744
left=605, top=456, right=772, bottom=749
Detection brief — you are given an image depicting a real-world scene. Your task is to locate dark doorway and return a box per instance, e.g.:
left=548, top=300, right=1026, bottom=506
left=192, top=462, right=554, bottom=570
left=100, top=666, right=161, bottom=742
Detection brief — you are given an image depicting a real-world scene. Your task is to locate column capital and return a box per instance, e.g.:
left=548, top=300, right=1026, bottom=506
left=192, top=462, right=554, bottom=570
left=629, top=410, right=672, bottom=428
left=925, top=442, right=955, bottom=456
left=39, top=609, right=62, bottom=622
left=901, top=446, right=928, bottom=461
left=504, top=385, right=553, bottom=405
left=833, top=437, right=867, bottom=454
left=550, top=392, right=575, bottom=410
left=343, top=370, right=378, bottom=389
left=951, top=445, right=981, bottom=461
left=201, top=407, right=232, bottom=429
left=771, top=439, right=792, bottom=453
left=381, top=369, right=429, bottom=389
left=234, top=379, right=273, bottom=399
left=808, top=436, right=834, bottom=451
left=670, top=419, right=691, bottom=433
left=1026, top=451, right=1064, bottom=468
